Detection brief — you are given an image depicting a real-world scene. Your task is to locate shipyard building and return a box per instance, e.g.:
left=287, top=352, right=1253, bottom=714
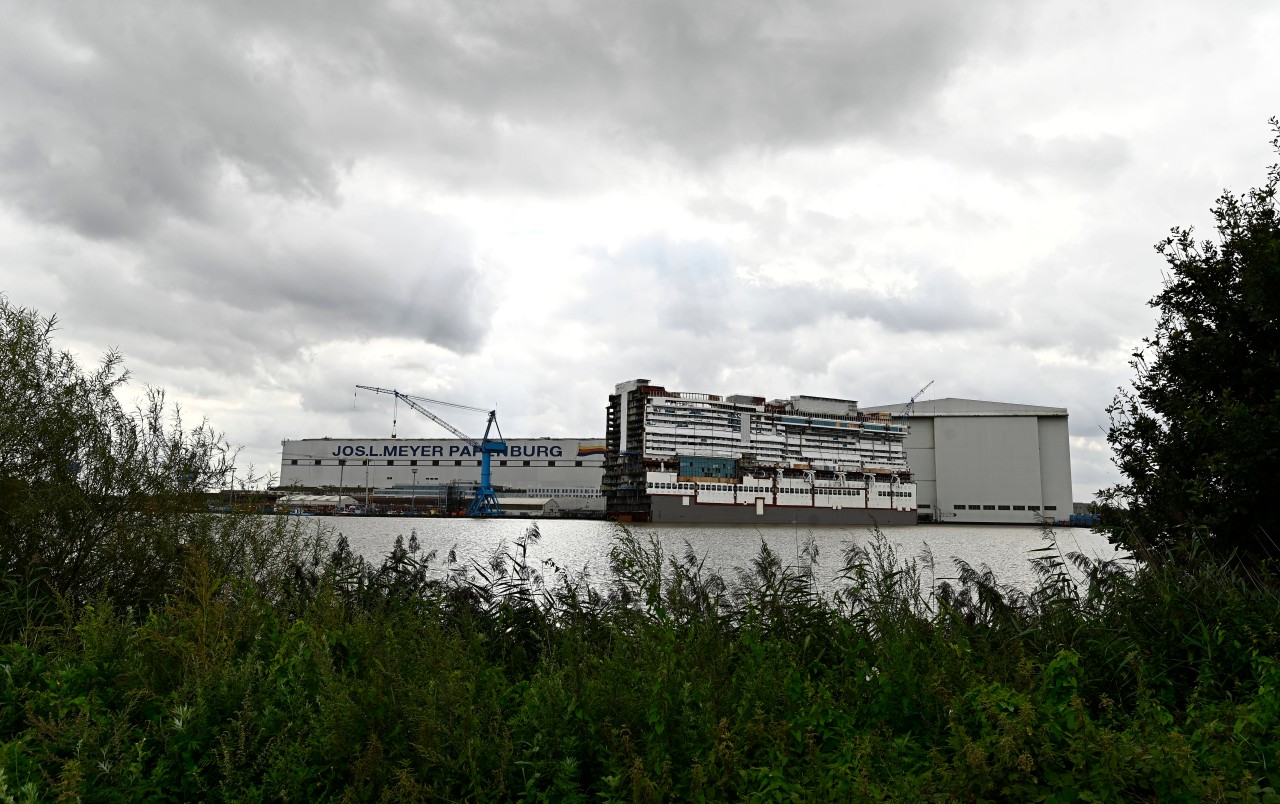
left=603, top=379, right=917, bottom=525
left=278, top=438, right=605, bottom=513
left=859, top=398, right=1073, bottom=524
left=277, top=390, right=1074, bottom=525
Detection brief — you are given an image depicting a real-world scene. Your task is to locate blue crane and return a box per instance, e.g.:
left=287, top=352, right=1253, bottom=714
left=355, top=385, right=507, bottom=517
left=901, top=380, right=935, bottom=426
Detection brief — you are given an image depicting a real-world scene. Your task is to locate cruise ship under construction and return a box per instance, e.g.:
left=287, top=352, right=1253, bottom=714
left=603, top=379, right=917, bottom=525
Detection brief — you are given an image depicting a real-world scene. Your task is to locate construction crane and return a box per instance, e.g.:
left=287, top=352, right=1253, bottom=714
left=355, top=385, right=507, bottom=517
left=901, top=380, right=935, bottom=426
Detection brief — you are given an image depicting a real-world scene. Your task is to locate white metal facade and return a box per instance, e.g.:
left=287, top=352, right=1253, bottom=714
left=859, top=399, right=1073, bottom=524
left=278, top=438, right=605, bottom=497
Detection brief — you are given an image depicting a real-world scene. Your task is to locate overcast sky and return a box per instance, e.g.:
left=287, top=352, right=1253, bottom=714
left=3, top=0, right=1278, bottom=502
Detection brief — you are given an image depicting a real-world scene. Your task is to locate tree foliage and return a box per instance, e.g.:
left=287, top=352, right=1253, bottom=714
left=1102, top=120, right=1280, bottom=561
left=0, top=298, right=235, bottom=615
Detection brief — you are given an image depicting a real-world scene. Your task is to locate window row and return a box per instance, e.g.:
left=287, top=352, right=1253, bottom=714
left=952, top=504, right=1058, bottom=511
left=647, top=483, right=882, bottom=497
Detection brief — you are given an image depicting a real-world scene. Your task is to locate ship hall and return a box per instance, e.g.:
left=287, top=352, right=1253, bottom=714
left=277, top=381, right=1076, bottom=525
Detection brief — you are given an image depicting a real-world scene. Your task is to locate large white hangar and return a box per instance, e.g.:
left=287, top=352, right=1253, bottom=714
left=278, top=437, right=606, bottom=507
left=859, top=398, right=1073, bottom=524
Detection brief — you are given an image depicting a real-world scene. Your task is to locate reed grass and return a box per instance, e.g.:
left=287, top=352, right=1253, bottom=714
left=1, top=516, right=1278, bottom=801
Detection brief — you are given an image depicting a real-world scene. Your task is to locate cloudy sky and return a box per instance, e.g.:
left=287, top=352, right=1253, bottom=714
left=3, top=0, right=1278, bottom=501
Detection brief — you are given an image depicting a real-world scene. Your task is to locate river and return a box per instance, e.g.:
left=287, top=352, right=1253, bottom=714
left=291, top=516, right=1124, bottom=599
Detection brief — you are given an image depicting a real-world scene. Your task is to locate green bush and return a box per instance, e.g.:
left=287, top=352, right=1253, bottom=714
left=0, top=518, right=1277, bottom=800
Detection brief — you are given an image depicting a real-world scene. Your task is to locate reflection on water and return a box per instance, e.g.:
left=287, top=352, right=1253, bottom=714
left=299, top=517, right=1123, bottom=597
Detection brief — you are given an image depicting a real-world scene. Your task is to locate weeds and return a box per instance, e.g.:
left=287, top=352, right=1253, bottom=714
left=0, top=518, right=1277, bottom=800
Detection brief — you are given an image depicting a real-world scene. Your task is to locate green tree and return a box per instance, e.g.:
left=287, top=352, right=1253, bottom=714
left=0, top=298, right=235, bottom=618
left=1101, top=120, right=1280, bottom=562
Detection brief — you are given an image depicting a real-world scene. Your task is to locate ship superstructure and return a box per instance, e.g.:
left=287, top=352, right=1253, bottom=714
left=603, top=379, right=916, bottom=525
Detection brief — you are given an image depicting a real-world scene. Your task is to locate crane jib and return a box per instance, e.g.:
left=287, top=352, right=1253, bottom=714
left=355, top=384, right=507, bottom=517
left=355, top=385, right=505, bottom=447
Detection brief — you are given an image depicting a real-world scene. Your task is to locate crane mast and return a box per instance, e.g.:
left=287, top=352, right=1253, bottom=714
left=355, top=385, right=506, bottom=517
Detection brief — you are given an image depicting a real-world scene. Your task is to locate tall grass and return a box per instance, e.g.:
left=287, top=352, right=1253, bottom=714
left=2, top=516, right=1278, bottom=801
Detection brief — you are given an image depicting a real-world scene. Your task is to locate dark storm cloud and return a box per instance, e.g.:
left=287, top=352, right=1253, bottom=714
left=2, top=0, right=1005, bottom=236
left=0, top=0, right=1006, bottom=368
left=0, top=2, right=498, bottom=362
left=245, top=0, right=1005, bottom=161
left=0, top=5, right=338, bottom=240
left=43, top=206, right=487, bottom=376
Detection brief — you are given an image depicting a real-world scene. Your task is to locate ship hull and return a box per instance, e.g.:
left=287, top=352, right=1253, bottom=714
left=648, top=495, right=916, bottom=526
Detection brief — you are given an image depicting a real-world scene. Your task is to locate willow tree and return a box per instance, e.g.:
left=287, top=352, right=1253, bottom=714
left=0, top=298, right=235, bottom=618
left=1101, top=120, right=1280, bottom=562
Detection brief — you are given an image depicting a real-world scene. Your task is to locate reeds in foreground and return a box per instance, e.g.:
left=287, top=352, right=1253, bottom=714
left=1, top=517, right=1277, bottom=801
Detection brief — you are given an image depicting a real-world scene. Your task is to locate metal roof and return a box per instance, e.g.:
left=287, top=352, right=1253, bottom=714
left=860, top=397, right=1068, bottom=418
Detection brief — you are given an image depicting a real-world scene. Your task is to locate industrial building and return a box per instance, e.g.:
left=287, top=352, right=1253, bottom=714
left=276, top=391, right=1075, bottom=525
left=858, top=398, right=1073, bottom=524
left=277, top=437, right=606, bottom=513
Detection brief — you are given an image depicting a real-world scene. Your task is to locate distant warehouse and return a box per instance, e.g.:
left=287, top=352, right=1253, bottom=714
left=278, top=437, right=606, bottom=512
left=859, top=398, right=1073, bottom=524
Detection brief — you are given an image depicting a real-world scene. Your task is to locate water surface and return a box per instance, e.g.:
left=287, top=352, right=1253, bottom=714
left=301, top=516, right=1122, bottom=598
